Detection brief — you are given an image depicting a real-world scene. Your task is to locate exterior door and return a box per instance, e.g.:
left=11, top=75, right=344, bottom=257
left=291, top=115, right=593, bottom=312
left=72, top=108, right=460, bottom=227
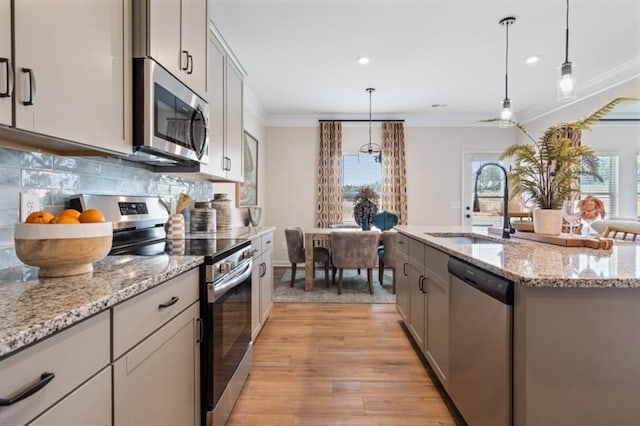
left=461, top=152, right=507, bottom=228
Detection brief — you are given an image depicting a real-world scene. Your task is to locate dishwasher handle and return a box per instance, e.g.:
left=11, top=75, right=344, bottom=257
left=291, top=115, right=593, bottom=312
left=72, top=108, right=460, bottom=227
left=448, top=257, right=513, bottom=305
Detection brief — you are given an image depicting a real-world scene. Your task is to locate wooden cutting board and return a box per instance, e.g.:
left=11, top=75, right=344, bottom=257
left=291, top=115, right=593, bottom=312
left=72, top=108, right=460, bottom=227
left=488, top=227, right=613, bottom=249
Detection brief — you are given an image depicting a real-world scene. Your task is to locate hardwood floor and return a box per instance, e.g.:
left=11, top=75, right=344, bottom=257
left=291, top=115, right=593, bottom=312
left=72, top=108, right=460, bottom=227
left=227, top=303, right=465, bottom=425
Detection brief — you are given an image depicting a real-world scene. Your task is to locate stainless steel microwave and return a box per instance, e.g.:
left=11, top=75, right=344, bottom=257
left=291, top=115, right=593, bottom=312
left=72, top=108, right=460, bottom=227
left=133, top=58, right=209, bottom=165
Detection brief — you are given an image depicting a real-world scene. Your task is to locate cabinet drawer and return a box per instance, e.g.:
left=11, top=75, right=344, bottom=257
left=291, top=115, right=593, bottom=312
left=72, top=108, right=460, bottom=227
left=261, top=232, right=274, bottom=253
left=113, top=268, right=199, bottom=359
left=397, top=233, right=409, bottom=254
left=0, top=311, right=109, bottom=426
left=424, top=244, right=449, bottom=280
left=408, top=237, right=424, bottom=268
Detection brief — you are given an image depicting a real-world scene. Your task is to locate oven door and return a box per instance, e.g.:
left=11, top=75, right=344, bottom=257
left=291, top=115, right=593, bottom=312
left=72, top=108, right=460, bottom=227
left=133, top=58, right=209, bottom=165
left=202, top=260, right=252, bottom=412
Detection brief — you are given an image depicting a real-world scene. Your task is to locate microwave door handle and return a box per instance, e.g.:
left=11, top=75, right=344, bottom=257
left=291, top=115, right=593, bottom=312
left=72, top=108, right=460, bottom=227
left=211, top=262, right=252, bottom=302
left=190, top=108, right=205, bottom=158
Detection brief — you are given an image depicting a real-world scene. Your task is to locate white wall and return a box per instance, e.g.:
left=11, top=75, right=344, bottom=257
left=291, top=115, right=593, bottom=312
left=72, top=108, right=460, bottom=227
left=265, top=124, right=516, bottom=265
left=523, top=77, right=640, bottom=218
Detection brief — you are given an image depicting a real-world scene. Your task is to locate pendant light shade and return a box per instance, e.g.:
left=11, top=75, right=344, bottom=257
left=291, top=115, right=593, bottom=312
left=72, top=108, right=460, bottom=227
left=359, top=88, right=382, bottom=163
left=499, top=17, right=516, bottom=128
left=558, top=0, right=577, bottom=101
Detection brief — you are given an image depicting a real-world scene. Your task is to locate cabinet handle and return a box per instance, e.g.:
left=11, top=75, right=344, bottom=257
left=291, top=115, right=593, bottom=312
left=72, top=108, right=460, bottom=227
left=187, top=54, right=193, bottom=74
left=0, top=58, right=13, bottom=98
left=158, top=296, right=179, bottom=309
left=403, top=263, right=408, bottom=276
left=422, top=276, right=429, bottom=294
left=260, top=262, right=267, bottom=277
left=181, top=50, right=189, bottom=71
left=0, top=372, right=55, bottom=407
left=227, top=156, right=232, bottom=171
left=196, top=318, right=203, bottom=344
left=418, top=275, right=424, bottom=292
left=21, top=68, right=35, bottom=106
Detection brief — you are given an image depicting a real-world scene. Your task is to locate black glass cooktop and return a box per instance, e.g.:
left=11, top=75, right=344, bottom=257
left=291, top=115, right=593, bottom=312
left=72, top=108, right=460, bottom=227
left=110, top=238, right=249, bottom=260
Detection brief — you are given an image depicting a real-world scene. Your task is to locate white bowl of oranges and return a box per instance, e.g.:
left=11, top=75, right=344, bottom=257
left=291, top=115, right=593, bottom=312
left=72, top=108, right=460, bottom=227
left=14, top=208, right=113, bottom=277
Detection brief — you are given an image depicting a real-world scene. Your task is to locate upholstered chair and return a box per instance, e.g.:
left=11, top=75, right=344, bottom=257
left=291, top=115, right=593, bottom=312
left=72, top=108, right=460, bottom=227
left=372, top=211, right=399, bottom=231
left=330, top=231, right=379, bottom=295
left=378, top=230, right=397, bottom=293
left=284, top=227, right=330, bottom=286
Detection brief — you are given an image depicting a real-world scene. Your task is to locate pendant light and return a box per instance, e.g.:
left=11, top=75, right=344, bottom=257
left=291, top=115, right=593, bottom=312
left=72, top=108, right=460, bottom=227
left=499, top=17, right=516, bottom=128
left=558, top=0, right=577, bottom=101
left=359, top=87, right=382, bottom=163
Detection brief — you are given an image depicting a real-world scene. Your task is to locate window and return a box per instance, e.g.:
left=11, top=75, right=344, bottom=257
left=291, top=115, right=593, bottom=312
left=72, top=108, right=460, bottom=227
left=581, top=155, right=619, bottom=217
left=342, top=154, right=382, bottom=222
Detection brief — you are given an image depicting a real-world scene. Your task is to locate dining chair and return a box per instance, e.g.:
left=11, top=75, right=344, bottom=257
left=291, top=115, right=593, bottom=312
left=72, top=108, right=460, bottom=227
left=378, top=230, right=397, bottom=293
left=372, top=211, right=398, bottom=231
left=330, top=231, right=379, bottom=295
left=602, top=225, right=639, bottom=241
left=284, top=227, right=330, bottom=286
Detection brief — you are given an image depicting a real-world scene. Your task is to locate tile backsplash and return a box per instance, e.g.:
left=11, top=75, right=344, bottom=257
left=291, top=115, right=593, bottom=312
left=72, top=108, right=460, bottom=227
left=0, top=147, right=216, bottom=268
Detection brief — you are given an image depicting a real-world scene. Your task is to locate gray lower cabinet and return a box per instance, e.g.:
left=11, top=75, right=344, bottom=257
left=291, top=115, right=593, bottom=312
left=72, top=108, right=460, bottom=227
left=113, top=302, right=200, bottom=426
left=397, top=235, right=450, bottom=389
left=0, top=311, right=110, bottom=426
left=29, top=367, right=111, bottom=426
left=395, top=249, right=409, bottom=321
left=252, top=232, right=274, bottom=340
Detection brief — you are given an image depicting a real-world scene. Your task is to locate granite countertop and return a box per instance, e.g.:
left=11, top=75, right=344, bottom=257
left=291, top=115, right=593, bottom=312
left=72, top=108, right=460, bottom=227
left=0, top=255, right=204, bottom=360
left=184, top=226, right=275, bottom=240
left=395, top=225, right=640, bottom=289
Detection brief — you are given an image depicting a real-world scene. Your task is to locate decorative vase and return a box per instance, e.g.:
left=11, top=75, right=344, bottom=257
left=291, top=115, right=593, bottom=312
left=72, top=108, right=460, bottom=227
left=211, top=193, right=232, bottom=230
left=361, top=214, right=371, bottom=231
left=532, top=209, right=563, bottom=235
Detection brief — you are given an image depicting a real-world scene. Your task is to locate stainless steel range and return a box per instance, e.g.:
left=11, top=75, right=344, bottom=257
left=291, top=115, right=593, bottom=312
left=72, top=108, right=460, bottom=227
left=69, top=194, right=254, bottom=426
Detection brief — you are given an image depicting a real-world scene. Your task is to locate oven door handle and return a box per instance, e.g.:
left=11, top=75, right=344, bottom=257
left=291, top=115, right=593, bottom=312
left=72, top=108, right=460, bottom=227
left=211, top=261, right=252, bottom=302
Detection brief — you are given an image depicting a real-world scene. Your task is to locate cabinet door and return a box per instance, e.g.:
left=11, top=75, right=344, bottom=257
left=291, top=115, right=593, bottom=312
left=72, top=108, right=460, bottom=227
left=114, top=303, right=199, bottom=426
left=28, top=367, right=111, bottom=426
left=13, top=0, right=129, bottom=154
left=425, top=272, right=450, bottom=388
left=225, top=59, right=244, bottom=182
left=251, top=256, right=261, bottom=340
left=259, top=249, right=273, bottom=325
left=181, top=0, right=207, bottom=96
left=0, top=0, right=11, bottom=127
left=396, top=250, right=409, bottom=321
left=148, top=0, right=182, bottom=79
left=201, top=33, right=226, bottom=178
left=407, top=264, right=426, bottom=350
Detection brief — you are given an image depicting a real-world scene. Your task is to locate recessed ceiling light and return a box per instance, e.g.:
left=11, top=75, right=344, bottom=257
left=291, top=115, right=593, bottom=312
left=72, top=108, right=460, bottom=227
left=526, top=55, right=541, bottom=64
left=358, top=56, right=370, bottom=65
left=431, top=104, right=448, bottom=108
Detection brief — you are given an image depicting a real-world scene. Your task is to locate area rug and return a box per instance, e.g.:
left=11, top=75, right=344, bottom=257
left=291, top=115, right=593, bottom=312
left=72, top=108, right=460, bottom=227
left=273, top=268, right=396, bottom=303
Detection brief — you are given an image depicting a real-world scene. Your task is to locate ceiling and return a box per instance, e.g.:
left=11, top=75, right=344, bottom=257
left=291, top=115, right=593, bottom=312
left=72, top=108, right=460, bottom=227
left=210, top=0, right=640, bottom=125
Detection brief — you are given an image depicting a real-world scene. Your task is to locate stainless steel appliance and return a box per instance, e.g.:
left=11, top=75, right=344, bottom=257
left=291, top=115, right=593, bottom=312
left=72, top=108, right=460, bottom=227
left=70, top=194, right=253, bottom=426
left=132, top=57, right=209, bottom=166
left=448, top=257, right=514, bottom=426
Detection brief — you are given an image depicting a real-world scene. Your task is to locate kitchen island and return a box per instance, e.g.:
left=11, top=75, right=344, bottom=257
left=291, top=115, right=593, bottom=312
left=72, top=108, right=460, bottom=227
left=396, top=225, right=640, bottom=426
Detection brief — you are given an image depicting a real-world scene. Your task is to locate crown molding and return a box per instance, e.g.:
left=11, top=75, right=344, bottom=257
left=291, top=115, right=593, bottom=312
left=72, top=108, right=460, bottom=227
left=264, top=112, right=496, bottom=128
left=518, top=57, right=640, bottom=123
left=243, top=86, right=267, bottom=125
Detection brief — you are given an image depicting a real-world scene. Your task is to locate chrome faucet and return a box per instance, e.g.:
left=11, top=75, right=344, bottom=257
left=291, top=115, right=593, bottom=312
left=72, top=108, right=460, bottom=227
left=472, top=162, right=515, bottom=239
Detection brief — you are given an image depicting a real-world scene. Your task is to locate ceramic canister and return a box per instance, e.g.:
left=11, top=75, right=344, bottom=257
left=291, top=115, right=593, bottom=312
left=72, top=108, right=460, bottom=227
left=211, top=193, right=232, bottom=230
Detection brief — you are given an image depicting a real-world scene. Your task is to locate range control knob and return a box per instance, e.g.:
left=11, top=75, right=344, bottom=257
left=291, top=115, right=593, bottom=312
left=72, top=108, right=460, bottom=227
left=218, top=262, right=232, bottom=274
left=241, top=250, right=253, bottom=260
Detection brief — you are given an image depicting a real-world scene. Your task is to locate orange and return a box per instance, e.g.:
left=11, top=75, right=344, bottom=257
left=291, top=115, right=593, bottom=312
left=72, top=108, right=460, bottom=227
left=50, top=215, right=80, bottom=224
left=25, top=211, right=55, bottom=224
left=59, top=209, right=81, bottom=220
left=78, top=208, right=106, bottom=223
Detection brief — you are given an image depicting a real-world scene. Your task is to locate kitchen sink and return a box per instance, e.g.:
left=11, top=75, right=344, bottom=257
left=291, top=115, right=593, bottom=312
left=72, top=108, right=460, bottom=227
left=428, top=235, right=510, bottom=245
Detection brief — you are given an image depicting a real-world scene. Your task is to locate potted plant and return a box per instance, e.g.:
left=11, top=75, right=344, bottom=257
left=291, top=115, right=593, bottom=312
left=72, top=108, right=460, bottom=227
left=498, top=97, right=635, bottom=234
left=353, top=186, right=379, bottom=230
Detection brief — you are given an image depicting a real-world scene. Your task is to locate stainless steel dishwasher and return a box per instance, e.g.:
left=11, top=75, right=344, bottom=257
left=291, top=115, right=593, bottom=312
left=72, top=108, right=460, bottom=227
left=448, top=257, right=514, bottom=426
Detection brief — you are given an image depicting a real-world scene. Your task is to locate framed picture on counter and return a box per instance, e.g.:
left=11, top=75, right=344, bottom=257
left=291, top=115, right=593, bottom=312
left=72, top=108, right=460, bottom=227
left=237, top=131, right=258, bottom=206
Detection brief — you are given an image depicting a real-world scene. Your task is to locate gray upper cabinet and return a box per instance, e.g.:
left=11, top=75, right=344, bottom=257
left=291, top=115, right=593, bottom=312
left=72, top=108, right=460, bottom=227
left=0, top=0, right=11, bottom=127
left=9, top=0, right=130, bottom=155
left=143, top=0, right=207, bottom=98
left=200, top=28, right=244, bottom=182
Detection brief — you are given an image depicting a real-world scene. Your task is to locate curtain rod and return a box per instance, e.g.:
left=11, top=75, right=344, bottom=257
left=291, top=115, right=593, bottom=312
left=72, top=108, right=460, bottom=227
left=318, top=119, right=405, bottom=123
